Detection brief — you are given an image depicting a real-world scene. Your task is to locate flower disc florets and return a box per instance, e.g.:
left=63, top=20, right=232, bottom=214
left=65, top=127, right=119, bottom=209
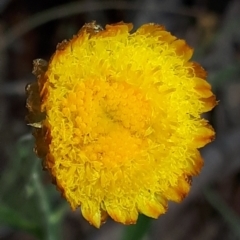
left=26, top=22, right=216, bottom=228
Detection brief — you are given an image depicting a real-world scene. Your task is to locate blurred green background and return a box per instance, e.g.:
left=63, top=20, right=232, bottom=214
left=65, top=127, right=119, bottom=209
left=0, top=0, right=240, bottom=239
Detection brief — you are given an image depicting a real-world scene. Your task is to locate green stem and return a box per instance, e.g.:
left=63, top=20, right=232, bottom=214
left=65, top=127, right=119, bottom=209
left=32, top=170, right=56, bottom=240
left=204, top=187, right=240, bottom=238
left=121, top=215, right=152, bottom=240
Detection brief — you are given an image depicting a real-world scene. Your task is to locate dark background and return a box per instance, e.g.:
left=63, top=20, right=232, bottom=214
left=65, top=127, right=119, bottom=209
left=0, top=0, right=240, bottom=239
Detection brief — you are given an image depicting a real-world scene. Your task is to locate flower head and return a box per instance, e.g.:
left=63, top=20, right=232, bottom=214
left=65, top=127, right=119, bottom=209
left=26, top=22, right=216, bottom=227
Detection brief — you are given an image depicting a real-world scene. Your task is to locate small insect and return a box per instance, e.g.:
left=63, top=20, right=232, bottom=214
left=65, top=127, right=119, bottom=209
left=26, top=59, right=48, bottom=129
left=32, top=58, right=48, bottom=78
left=79, top=21, right=104, bottom=35
left=27, top=122, right=42, bottom=128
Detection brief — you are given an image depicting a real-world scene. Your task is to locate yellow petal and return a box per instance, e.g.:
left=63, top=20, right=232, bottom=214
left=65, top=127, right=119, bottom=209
left=105, top=203, right=138, bottom=225
left=166, top=176, right=191, bottom=202
left=137, top=194, right=167, bottom=218
left=171, top=39, right=193, bottom=61
left=194, top=77, right=214, bottom=98
left=81, top=202, right=101, bottom=228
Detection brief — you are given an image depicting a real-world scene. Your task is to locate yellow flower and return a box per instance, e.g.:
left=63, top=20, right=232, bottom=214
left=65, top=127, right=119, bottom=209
left=26, top=22, right=216, bottom=228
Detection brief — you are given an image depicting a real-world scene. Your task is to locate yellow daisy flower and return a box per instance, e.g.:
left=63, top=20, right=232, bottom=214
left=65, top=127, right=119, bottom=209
left=26, top=22, right=217, bottom=228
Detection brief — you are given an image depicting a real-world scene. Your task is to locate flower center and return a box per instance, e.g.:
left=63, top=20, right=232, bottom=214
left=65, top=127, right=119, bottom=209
left=61, top=79, right=152, bottom=166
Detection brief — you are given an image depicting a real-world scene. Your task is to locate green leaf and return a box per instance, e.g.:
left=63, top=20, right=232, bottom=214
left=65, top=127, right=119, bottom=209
left=209, top=63, right=240, bottom=89
left=0, top=203, right=42, bottom=238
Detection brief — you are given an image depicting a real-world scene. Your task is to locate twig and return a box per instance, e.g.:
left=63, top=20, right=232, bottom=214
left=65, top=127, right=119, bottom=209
left=204, top=187, right=240, bottom=238
left=0, top=1, right=199, bottom=52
